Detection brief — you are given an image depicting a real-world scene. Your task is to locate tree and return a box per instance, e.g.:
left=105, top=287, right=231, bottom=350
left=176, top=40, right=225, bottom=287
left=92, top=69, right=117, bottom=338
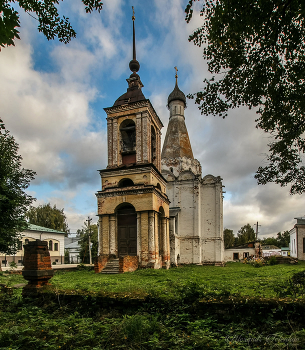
left=185, top=0, right=305, bottom=194
left=0, top=118, right=36, bottom=254
left=27, top=202, right=69, bottom=233
left=224, top=228, right=235, bottom=248
left=78, top=223, right=98, bottom=264
left=236, top=224, right=256, bottom=245
left=276, top=230, right=290, bottom=247
left=0, top=0, right=103, bottom=48
left=261, top=230, right=290, bottom=247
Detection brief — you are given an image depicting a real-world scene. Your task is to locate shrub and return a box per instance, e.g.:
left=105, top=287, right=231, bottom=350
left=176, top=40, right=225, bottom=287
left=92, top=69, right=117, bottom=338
left=269, top=256, right=278, bottom=265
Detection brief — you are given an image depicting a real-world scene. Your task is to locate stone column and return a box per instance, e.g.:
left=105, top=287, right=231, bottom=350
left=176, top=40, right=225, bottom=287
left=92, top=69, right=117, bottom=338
left=98, top=216, right=102, bottom=255
left=162, top=217, right=170, bottom=268
left=107, top=118, right=113, bottom=167
left=109, top=215, right=116, bottom=256
left=142, top=112, right=149, bottom=163
left=102, top=215, right=110, bottom=255
left=137, top=212, right=142, bottom=264
left=157, top=130, right=161, bottom=171
left=148, top=211, right=155, bottom=266
left=136, top=113, right=142, bottom=163
left=154, top=212, right=160, bottom=266
left=113, top=119, right=118, bottom=166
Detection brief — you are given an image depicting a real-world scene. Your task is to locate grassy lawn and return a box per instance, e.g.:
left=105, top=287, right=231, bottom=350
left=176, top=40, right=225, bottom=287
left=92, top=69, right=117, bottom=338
left=2, top=261, right=305, bottom=299
left=1, top=262, right=305, bottom=349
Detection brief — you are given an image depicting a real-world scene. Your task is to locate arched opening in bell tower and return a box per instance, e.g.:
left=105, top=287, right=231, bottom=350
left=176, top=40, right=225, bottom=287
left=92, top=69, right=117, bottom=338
left=120, top=119, right=136, bottom=165
left=116, top=203, right=137, bottom=257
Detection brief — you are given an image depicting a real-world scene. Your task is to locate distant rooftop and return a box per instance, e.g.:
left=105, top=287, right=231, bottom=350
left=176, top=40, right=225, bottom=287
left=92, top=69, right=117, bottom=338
left=294, top=217, right=305, bottom=225
left=26, top=224, right=65, bottom=234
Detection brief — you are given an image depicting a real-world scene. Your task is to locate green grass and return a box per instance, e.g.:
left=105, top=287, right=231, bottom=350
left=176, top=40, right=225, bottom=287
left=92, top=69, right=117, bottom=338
left=50, top=261, right=305, bottom=299
left=1, top=262, right=305, bottom=299
left=1, top=263, right=305, bottom=349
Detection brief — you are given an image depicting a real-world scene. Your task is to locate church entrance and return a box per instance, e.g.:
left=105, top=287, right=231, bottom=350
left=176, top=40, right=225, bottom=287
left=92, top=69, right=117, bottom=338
left=117, top=204, right=137, bottom=257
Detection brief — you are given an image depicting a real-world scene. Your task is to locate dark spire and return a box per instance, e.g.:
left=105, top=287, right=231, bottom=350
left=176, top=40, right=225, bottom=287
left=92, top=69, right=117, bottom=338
left=113, top=6, right=145, bottom=107
left=129, top=6, right=140, bottom=73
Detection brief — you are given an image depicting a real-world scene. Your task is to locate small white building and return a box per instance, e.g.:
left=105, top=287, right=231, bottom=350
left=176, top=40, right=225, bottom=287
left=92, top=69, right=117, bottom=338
left=289, top=217, right=305, bottom=260
left=261, top=245, right=281, bottom=258
left=224, top=242, right=261, bottom=261
left=281, top=247, right=290, bottom=257
left=0, top=224, right=65, bottom=266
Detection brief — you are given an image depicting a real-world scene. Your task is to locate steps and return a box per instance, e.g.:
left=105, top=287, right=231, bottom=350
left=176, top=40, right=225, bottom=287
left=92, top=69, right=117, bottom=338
left=101, top=258, right=120, bottom=274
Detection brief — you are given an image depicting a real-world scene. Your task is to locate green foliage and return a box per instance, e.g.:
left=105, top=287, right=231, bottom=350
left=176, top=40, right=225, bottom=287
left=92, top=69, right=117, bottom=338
left=0, top=120, right=35, bottom=254
left=78, top=223, right=98, bottom=264
left=261, top=231, right=290, bottom=248
left=235, top=223, right=256, bottom=246
left=27, top=202, right=69, bottom=233
left=223, top=228, right=234, bottom=248
left=269, top=256, right=278, bottom=266
left=275, top=270, right=305, bottom=298
left=0, top=0, right=103, bottom=48
left=186, top=0, right=305, bottom=194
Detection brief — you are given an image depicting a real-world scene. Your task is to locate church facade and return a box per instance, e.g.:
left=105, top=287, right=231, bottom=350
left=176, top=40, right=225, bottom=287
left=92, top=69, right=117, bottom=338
left=161, top=72, right=224, bottom=266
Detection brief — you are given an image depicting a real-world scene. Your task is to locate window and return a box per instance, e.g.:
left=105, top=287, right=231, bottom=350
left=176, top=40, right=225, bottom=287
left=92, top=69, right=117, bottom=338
left=243, top=252, right=249, bottom=258
left=233, top=253, right=239, bottom=260
left=2, top=260, right=7, bottom=265
left=54, top=243, right=59, bottom=251
left=18, top=240, right=23, bottom=250
left=18, top=260, right=23, bottom=264
left=118, top=178, right=134, bottom=187
left=49, top=240, right=53, bottom=251
left=25, top=239, right=29, bottom=245
left=55, top=259, right=59, bottom=263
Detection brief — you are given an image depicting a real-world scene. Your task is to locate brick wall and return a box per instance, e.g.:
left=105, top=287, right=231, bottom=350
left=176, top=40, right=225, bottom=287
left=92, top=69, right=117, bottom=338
left=119, top=255, right=138, bottom=273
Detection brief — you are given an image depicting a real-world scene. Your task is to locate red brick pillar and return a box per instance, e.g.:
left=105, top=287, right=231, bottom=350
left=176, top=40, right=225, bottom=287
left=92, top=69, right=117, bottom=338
left=22, top=240, right=54, bottom=296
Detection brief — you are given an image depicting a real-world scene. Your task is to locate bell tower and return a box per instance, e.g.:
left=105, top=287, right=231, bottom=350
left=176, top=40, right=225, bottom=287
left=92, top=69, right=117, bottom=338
left=96, top=9, right=170, bottom=272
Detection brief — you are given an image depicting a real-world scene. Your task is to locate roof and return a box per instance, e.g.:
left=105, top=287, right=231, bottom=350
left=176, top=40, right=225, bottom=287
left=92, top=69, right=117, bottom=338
left=168, top=83, right=186, bottom=106
left=27, top=224, right=65, bottom=234
left=261, top=245, right=280, bottom=250
left=281, top=247, right=290, bottom=251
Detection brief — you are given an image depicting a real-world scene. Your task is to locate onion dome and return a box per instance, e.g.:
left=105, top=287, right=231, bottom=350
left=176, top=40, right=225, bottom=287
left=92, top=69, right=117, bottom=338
left=167, top=83, right=186, bottom=106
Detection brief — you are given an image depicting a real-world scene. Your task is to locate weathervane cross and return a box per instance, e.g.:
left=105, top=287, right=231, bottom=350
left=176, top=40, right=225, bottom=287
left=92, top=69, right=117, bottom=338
left=174, top=66, right=178, bottom=84
left=132, top=6, right=135, bottom=21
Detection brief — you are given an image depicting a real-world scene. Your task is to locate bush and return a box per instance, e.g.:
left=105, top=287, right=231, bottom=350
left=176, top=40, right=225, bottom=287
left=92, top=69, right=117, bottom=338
left=274, top=270, right=305, bottom=298
left=268, top=256, right=278, bottom=265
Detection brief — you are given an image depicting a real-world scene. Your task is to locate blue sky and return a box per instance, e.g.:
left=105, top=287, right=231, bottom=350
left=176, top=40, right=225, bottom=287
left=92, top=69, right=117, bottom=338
left=1, top=0, right=305, bottom=236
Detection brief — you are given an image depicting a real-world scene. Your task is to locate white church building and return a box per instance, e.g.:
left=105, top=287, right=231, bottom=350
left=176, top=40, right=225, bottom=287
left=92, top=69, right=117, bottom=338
left=161, top=74, right=225, bottom=266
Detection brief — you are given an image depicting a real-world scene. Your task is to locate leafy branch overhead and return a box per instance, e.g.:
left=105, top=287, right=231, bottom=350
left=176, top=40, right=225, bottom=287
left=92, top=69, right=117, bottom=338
left=186, top=0, right=305, bottom=194
left=0, top=0, right=103, bottom=48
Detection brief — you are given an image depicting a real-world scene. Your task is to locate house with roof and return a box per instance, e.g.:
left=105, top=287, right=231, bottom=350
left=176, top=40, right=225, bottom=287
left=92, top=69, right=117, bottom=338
left=0, top=224, right=65, bottom=267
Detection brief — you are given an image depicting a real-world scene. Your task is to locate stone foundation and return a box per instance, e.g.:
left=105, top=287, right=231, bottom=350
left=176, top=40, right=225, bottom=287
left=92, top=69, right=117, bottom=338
left=119, top=256, right=138, bottom=273
left=94, top=254, right=111, bottom=273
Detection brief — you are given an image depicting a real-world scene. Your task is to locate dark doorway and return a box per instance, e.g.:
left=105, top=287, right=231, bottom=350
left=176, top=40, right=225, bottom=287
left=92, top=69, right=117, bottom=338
left=117, top=205, right=137, bottom=256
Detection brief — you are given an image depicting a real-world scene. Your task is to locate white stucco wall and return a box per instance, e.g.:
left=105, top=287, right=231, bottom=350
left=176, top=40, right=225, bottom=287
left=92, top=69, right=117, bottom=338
left=290, top=228, right=297, bottom=258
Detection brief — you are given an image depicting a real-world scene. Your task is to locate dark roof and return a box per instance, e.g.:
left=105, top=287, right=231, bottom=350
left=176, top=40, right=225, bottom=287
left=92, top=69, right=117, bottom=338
left=168, top=83, right=186, bottom=106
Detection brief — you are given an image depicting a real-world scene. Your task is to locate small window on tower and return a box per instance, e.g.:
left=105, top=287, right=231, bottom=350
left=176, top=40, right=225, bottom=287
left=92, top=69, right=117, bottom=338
left=151, top=126, right=156, bottom=165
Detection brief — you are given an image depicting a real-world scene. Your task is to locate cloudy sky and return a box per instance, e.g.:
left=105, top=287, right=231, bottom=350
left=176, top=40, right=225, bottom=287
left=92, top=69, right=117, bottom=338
left=1, top=0, right=304, bottom=237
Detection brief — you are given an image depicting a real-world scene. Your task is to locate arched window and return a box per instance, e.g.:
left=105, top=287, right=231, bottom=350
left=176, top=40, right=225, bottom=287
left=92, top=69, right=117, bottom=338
left=49, top=240, right=53, bottom=251
left=118, top=178, right=134, bottom=187
left=120, top=119, right=136, bottom=165
left=156, top=183, right=161, bottom=191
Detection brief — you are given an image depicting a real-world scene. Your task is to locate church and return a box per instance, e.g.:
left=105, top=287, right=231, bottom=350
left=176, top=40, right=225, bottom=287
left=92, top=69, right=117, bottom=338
left=95, top=12, right=224, bottom=273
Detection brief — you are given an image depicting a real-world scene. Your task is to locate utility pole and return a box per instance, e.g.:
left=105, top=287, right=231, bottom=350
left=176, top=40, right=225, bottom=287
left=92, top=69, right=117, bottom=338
left=254, top=222, right=261, bottom=240
left=86, top=217, right=92, bottom=265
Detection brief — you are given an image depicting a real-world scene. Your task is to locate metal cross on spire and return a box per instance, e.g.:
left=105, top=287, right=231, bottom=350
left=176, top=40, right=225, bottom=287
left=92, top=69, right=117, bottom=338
left=174, top=66, right=178, bottom=85
left=132, top=6, right=135, bottom=21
